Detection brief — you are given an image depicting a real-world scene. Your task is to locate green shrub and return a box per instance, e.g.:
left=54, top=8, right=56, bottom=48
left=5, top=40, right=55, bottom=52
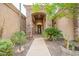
left=43, top=27, right=63, bottom=41
left=11, top=31, right=27, bottom=45
left=0, top=39, right=13, bottom=56
left=69, top=41, right=75, bottom=50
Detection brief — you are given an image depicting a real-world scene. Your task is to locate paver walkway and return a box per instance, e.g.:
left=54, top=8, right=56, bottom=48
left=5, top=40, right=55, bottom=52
left=26, top=37, right=51, bottom=56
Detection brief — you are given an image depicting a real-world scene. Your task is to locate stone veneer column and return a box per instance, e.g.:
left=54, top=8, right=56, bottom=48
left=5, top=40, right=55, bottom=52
left=76, top=14, right=79, bottom=37
left=74, top=4, right=79, bottom=38
left=73, top=6, right=79, bottom=39
left=25, top=5, right=33, bottom=39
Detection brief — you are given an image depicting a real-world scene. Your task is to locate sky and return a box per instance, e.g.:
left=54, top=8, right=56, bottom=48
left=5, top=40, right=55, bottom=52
left=12, top=3, right=60, bottom=16
left=13, top=3, right=26, bottom=16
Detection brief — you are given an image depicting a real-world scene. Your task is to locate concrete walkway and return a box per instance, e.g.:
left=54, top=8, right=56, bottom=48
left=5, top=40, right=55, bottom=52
left=26, top=37, right=51, bottom=56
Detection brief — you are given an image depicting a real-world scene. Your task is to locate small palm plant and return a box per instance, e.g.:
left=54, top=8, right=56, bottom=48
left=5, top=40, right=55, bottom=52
left=11, top=31, right=26, bottom=45
left=43, top=27, right=63, bottom=41
left=10, top=31, right=27, bottom=52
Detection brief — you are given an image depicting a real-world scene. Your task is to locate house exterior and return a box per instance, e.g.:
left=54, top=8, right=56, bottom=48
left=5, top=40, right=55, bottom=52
left=0, top=3, right=26, bottom=38
left=24, top=4, right=79, bottom=41
left=0, top=3, right=79, bottom=41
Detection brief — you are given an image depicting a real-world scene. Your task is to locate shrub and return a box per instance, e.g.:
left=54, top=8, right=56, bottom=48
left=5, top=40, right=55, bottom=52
left=10, top=31, right=27, bottom=45
left=0, top=39, right=13, bottom=56
left=69, top=41, right=75, bottom=50
left=43, top=27, right=63, bottom=41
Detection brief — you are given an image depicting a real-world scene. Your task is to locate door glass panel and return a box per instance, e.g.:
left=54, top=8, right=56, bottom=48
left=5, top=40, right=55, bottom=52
left=37, top=25, right=41, bottom=34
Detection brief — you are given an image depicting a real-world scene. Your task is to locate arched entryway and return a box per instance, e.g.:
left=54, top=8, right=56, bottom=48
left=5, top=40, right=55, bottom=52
left=32, top=12, right=46, bottom=35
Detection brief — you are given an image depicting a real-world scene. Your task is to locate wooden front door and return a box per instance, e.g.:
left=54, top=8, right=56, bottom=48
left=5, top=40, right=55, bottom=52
left=37, top=25, right=42, bottom=34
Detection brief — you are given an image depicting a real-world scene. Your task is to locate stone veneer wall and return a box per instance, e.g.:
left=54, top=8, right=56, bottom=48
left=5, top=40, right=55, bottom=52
left=24, top=5, right=33, bottom=38
left=20, top=15, right=26, bottom=33
left=77, top=15, right=79, bottom=37
left=74, top=7, right=79, bottom=38
left=0, top=3, right=26, bottom=38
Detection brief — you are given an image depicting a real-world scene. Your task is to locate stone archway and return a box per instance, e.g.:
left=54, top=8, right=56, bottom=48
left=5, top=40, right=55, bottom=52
left=32, top=12, right=46, bottom=35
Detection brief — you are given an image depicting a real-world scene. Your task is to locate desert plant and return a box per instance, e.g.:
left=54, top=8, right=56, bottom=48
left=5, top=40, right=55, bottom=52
left=64, top=39, right=75, bottom=50
left=69, top=41, right=75, bottom=50
left=44, top=4, right=56, bottom=20
left=44, top=3, right=77, bottom=20
left=10, top=31, right=27, bottom=52
left=43, top=27, right=63, bottom=41
left=32, top=3, right=40, bottom=12
left=0, top=39, right=13, bottom=56
left=10, top=31, right=27, bottom=45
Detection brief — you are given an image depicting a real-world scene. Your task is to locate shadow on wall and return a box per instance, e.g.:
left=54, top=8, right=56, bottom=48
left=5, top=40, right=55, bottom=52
left=0, top=16, right=5, bottom=38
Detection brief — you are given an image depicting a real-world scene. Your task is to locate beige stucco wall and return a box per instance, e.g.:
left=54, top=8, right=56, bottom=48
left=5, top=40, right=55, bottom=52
left=0, top=4, right=21, bottom=38
left=56, top=17, right=74, bottom=40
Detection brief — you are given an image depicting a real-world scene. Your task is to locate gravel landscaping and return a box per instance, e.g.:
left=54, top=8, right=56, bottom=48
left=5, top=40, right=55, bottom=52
left=45, top=40, right=68, bottom=56
left=14, top=39, right=33, bottom=56
left=45, top=39, right=79, bottom=56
